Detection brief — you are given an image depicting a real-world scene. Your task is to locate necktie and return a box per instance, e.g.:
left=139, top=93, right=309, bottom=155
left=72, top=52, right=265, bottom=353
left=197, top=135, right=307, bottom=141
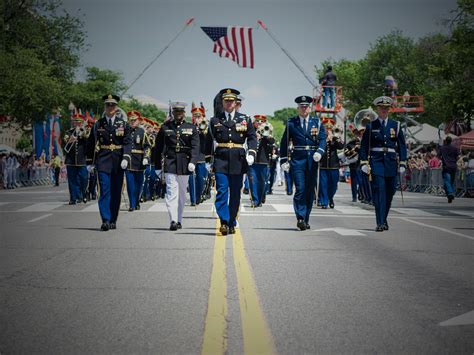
left=302, top=119, right=306, bottom=132
left=228, top=113, right=232, bottom=122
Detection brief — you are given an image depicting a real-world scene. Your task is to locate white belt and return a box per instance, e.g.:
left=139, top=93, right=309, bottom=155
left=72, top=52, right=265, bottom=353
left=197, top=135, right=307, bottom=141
left=371, top=147, right=396, bottom=153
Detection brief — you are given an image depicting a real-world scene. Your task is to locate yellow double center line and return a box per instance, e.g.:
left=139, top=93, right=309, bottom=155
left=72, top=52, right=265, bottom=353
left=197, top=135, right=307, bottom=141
left=202, top=223, right=275, bottom=355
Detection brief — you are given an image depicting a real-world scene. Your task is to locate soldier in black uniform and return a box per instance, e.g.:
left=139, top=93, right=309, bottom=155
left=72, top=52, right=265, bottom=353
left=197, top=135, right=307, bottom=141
left=86, top=94, right=131, bottom=231
left=267, top=145, right=279, bottom=195
left=318, top=118, right=344, bottom=209
left=153, top=102, right=200, bottom=230
left=64, top=113, right=89, bottom=204
left=344, top=127, right=362, bottom=202
left=248, top=114, right=275, bottom=207
left=123, top=111, right=150, bottom=211
left=205, top=88, right=257, bottom=235
left=189, top=105, right=209, bottom=206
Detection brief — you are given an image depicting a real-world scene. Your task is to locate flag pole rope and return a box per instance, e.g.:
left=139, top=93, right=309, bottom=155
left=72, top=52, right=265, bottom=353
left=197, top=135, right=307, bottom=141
left=257, top=20, right=318, bottom=89
left=121, top=18, right=195, bottom=96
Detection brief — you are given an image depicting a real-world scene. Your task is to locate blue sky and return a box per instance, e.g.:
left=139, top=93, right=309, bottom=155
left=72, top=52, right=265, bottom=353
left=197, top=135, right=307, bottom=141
left=61, top=0, right=458, bottom=117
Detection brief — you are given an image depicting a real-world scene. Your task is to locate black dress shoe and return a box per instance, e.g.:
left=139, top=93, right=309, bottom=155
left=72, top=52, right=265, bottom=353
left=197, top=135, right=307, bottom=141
left=321, top=206, right=328, bottom=209
left=151, top=196, right=155, bottom=201
left=190, top=202, right=196, bottom=206
left=135, top=204, right=140, bottom=210
left=257, top=203, right=262, bottom=207
left=91, top=195, right=97, bottom=200
left=128, top=207, right=134, bottom=212
left=297, top=219, right=306, bottom=231
left=448, top=195, right=454, bottom=203
left=243, top=188, right=249, bottom=195
left=219, top=224, right=229, bottom=235
left=69, top=201, right=76, bottom=205
left=262, top=196, right=266, bottom=204
left=109, top=222, right=116, bottom=230
left=228, top=226, right=235, bottom=234
left=382, top=223, right=389, bottom=230
left=286, top=191, right=293, bottom=195
left=267, top=190, right=273, bottom=195
left=177, top=222, right=182, bottom=229
left=101, top=222, right=110, bottom=231
left=329, top=201, right=335, bottom=209
left=376, top=225, right=384, bottom=232
left=170, top=221, right=178, bottom=231
left=305, top=223, right=310, bottom=229
left=82, top=197, right=88, bottom=204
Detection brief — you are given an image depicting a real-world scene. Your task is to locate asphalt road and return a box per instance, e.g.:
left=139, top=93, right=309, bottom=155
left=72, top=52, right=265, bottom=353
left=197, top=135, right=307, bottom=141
left=1, top=181, right=473, bottom=354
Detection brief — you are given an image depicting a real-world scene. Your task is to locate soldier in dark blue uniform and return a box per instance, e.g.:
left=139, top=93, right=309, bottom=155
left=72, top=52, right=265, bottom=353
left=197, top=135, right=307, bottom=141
left=86, top=94, right=131, bottom=231
left=205, top=88, right=257, bottom=235
left=64, top=113, right=89, bottom=205
left=359, top=96, right=407, bottom=232
left=153, top=102, right=200, bottom=231
left=280, top=95, right=327, bottom=231
left=318, top=118, right=344, bottom=209
left=188, top=105, right=209, bottom=206
left=248, top=114, right=275, bottom=207
left=123, top=111, right=150, bottom=211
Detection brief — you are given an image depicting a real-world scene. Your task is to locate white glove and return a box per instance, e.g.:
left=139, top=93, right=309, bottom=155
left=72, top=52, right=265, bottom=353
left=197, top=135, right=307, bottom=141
left=313, top=152, right=322, bottom=162
left=120, top=159, right=128, bottom=170
left=188, top=163, right=195, bottom=172
left=86, top=165, right=94, bottom=173
left=399, top=166, right=406, bottom=174
left=205, top=163, right=212, bottom=172
left=246, top=155, right=254, bottom=166
left=361, top=164, right=369, bottom=174
left=155, top=169, right=162, bottom=177
left=281, top=162, right=290, bottom=172
left=271, top=154, right=278, bottom=160
left=142, top=158, right=149, bottom=166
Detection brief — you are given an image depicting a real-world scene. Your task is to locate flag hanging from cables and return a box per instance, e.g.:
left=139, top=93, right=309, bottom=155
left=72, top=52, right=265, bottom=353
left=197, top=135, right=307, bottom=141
left=201, top=26, right=254, bottom=69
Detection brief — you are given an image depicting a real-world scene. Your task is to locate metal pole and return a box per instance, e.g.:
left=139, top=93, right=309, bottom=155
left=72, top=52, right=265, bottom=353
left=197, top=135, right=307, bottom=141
left=257, top=20, right=318, bottom=89
left=122, top=18, right=195, bottom=96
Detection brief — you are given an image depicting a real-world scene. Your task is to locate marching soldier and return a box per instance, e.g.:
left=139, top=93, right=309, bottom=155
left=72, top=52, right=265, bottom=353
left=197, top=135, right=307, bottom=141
left=123, top=111, right=150, bottom=211
left=344, top=126, right=362, bottom=202
left=318, top=118, right=344, bottom=209
left=280, top=95, right=327, bottom=231
left=205, top=88, right=257, bottom=235
left=86, top=94, right=131, bottom=231
left=267, top=145, right=279, bottom=195
left=188, top=104, right=209, bottom=206
left=248, top=114, right=275, bottom=207
left=153, top=102, right=199, bottom=231
left=359, top=96, right=407, bottom=232
left=64, top=113, right=89, bottom=204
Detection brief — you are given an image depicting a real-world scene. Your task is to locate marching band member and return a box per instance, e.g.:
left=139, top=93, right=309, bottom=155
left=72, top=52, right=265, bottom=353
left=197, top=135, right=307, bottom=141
left=86, top=94, right=131, bottom=231
left=359, top=96, right=407, bottom=232
left=153, top=102, right=199, bottom=231
left=280, top=95, right=326, bottom=231
left=123, top=111, right=150, bottom=211
left=318, top=118, right=344, bottom=209
left=248, top=114, right=275, bottom=207
left=64, top=113, right=89, bottom=204
left=205, top=88, right=257, bottom=235
left=188, top=103, right=209, bottom=206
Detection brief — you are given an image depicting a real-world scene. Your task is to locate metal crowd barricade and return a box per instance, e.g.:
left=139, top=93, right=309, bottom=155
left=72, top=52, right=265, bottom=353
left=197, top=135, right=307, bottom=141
left=405, top=166, right=473, bottom=197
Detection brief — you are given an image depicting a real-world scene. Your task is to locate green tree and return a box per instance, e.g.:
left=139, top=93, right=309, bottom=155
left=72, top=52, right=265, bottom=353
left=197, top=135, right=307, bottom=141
left=120, top=98, right=167, bottom=123
left=0, top=0, right=86, bottom=126
left=68, top=67, right=127, bottom=115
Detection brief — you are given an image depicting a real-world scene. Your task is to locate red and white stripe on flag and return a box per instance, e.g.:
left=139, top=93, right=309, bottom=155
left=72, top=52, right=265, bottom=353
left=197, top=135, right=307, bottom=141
left=213, top=26, right=254, bottom=69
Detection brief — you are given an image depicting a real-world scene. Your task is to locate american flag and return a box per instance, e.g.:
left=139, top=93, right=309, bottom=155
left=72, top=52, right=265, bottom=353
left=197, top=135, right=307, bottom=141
left=201, top=26, right=254, bottom=69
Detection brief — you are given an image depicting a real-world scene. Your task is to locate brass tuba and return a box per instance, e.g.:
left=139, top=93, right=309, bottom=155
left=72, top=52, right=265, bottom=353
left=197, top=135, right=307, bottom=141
left=353, top=108, right=376, bottom=131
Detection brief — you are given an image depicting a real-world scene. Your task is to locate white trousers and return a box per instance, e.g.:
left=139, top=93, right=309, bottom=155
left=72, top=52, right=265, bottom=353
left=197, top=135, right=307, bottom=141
left=164, top=173, right=188, bottom=224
